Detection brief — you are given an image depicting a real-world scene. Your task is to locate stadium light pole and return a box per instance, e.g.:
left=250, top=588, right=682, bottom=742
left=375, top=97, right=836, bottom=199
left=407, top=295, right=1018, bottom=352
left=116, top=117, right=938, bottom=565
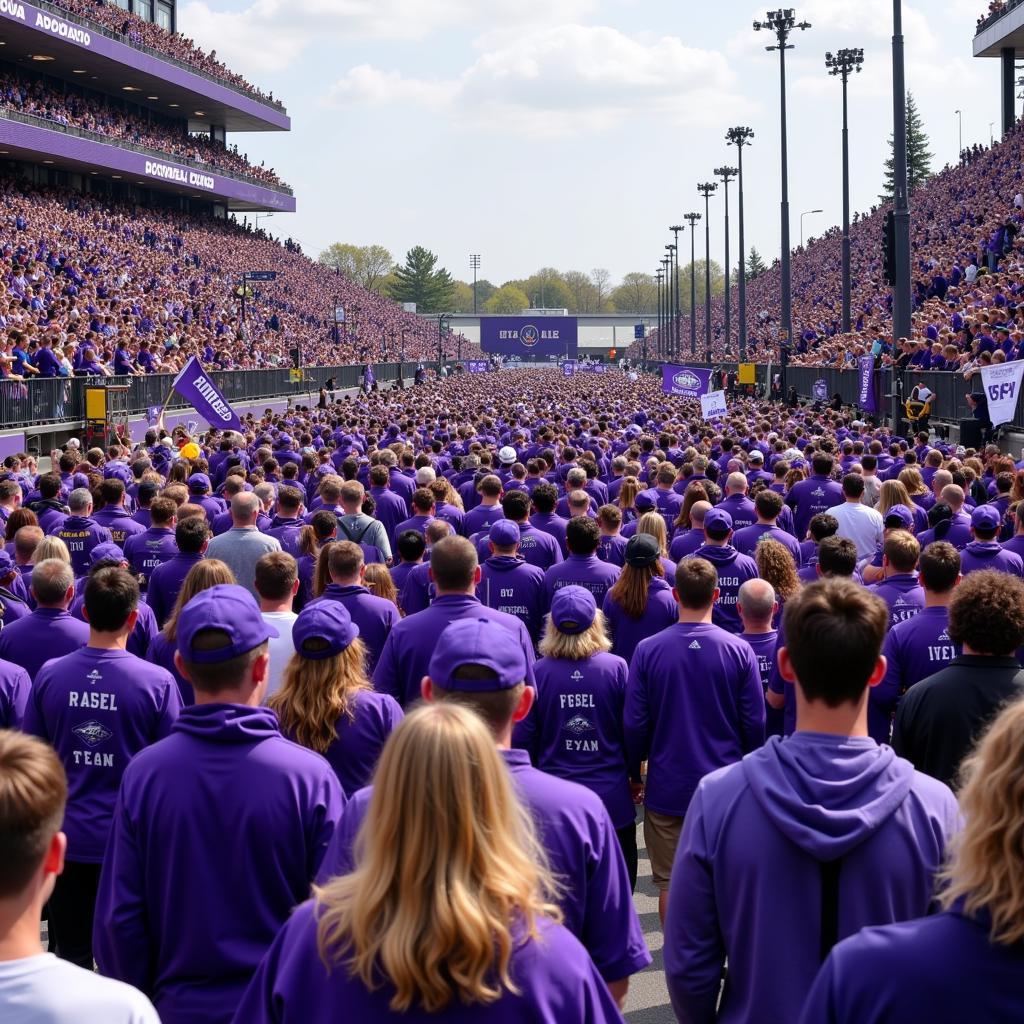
left=714, top=166, right=738, bottom=357
left=755, top=7, right=811, bottom=395
left=955, top=108, right=962, bottom=155
left=826, top=48, right=864, bottom=335
left=469, top=254, right=481, bottom=314
left=891, top=0, right=912, bottom=427
left=655, top=269, right=664, bottom=358
left=726, top=127, right=754, bottom=362
left=666, top=244, right=677, bottom=361
left=661, top=257, right=672, bottom=359
left=799, top=209, right=823, bottom=249
left=684, top=212, right=701, bottom=357
left=697, top=182, right=717, bottom=364
left=669, top=225, right=684, bottom=360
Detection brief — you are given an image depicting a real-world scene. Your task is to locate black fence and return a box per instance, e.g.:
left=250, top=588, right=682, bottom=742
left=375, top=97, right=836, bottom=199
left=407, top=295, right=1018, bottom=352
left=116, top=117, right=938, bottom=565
left=0, top=362, right=429, bottom=430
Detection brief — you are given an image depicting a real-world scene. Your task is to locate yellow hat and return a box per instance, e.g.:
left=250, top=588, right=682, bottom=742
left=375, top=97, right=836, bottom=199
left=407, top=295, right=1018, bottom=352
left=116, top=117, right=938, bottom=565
left=180, top=442, right=201, bottom=461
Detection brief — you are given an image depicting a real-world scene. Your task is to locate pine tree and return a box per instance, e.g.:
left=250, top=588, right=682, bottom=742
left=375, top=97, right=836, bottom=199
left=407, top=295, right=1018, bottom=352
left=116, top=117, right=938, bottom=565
left=746, top=247, right=768, bottom=281
left=880, top=92, right=933, bottom=203
left=386, top=246, right=455, bottom=313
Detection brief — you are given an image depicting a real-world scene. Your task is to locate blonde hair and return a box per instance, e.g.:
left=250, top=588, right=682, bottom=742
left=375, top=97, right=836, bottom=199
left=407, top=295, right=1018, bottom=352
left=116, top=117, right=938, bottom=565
left=538, top=607, right=612, bottom=660
left=363, top=562, right=400, bottom=612
left=938, top=699, right=1024, bottom=945
left=878, top=479, right=914, bottom=518
left=897, top=467, right=928, bottom=497
left=636, top=510, right=668, bottom=556
left=31, top=535, right=70, bottom=564
left=161, top=559, right=236, bottom=643
left=269, top=640, right=371, bottom=751
left=755, top=538, right=801, bottom=601
left=314, top=703, right=560, bottom=1012
left=617, top=476, right=641, bottom=511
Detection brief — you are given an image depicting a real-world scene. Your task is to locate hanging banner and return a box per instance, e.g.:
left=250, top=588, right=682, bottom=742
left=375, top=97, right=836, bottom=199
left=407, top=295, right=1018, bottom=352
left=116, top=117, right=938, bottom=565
left=857, top=356, right=877, bottom=413
left=170, top=357, right=244, bottom=433
left=466, top=360, right=490, bottom=373
left=812, top=379, right=828, bottom=401
left=662, top=364, right=715, bottom=398
left=585, top=363, right=606, bottom=374
left=700, top=390, right=728, bottom=420
left=561, top=360, right=577, bottom=377
left=980, top=360, right=1024, bottom=427
left=480, top=317, right=578, bottom=357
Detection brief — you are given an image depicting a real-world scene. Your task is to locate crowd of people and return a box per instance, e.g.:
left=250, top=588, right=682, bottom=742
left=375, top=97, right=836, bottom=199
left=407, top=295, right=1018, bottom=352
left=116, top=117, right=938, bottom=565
left=0, top=70, right=288, bottom=189
left=641, top=116, right=1024, bottom=377
left=0, top=176, right=466, bottom=378
left=0, top=367, right=1022, bottom=1022
left=48, top=0, right=281, bottom=107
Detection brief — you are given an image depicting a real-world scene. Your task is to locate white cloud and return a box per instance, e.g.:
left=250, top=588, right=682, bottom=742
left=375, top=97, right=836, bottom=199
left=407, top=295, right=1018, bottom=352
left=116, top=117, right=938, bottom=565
left=325, top=25, right=747, bottom=136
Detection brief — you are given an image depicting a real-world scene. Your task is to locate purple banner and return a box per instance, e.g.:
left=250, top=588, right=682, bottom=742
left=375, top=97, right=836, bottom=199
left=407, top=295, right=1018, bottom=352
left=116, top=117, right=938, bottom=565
left=857, top=356, right=877, bottom=413
left=466, top=360, right=489, bottom=373
left=0, top=1, right=288, bottom=129
left=561, top=360, right=576, bottom=376
left=172, top=356, right=243, bottom=433
left=480, top=317, right=578, bottom=358
left=584, top=363, right=607, bottom=374
left=662, top=364, right=715, bottom=398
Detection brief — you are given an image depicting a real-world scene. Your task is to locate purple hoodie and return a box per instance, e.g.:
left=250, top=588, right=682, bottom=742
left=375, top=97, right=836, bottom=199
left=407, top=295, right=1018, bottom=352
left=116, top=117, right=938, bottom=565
left=476, top=555, right=547, bottom=642
left=685, top=544, right=759, bottom=634
left=308, top=583, right=400, bottom=673
left=958, top=540, right=1024, bottom=577
left=54, top=515, right=114, bottom=577
left=870, top=573, right=926, bottom=628
left=93, top=704, right=345, bottom=1024
left=665, top=732, right=959, bottom=1024
left=0, top=656, right=30, bottom=727
left=543, top=554, right=621, bottom=606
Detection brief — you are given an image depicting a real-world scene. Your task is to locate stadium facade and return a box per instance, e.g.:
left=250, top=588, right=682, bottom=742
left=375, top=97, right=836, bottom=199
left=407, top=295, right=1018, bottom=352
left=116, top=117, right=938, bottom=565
left=0, top=0, right=294, bottom=213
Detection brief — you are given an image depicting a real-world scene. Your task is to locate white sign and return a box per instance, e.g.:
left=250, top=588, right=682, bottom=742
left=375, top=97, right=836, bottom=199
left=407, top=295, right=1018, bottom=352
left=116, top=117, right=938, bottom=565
left=700, top=389, right=728, bottom=420
left=979, top=360, right=1024, bottom=428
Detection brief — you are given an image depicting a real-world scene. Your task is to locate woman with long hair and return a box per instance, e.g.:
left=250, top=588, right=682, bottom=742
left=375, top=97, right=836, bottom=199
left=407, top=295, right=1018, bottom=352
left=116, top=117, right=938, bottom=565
left=602, top=534, right=678, bottom=665
left=897, top=467, right=932, bottom=512
left=755, top=539, right=801, bottom=628
left=801, top=698, right=1024, bottom=1022
left=671, top=482, right=708, bottom=539
left=617, top=476, right=642, bottom=525
left=362, top=561, right=401, bottom=614
left=533, top=586, right=636, bottom=890
left=879, top=479, right=927, bottom=534
left=634, top=510, right=677, bottom=578
left=269, top=602, right=402, bottom=797
left=234, top=702, right=623, bottom=1022
left=297, top=510, right=337, bottom=607
left=145, top=559, right=236, bottom=704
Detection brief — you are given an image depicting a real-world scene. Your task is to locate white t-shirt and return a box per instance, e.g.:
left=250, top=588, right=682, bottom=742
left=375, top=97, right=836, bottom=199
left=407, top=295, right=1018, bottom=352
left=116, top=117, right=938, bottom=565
left=0, top=953, right=157, bottom=1023
left=261, top=609, right=298, bottom=701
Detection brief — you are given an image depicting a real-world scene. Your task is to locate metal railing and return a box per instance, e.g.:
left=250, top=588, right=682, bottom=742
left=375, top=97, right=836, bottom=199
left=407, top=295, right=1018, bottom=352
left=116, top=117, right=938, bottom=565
left=0, top=108, right=293, bottom=195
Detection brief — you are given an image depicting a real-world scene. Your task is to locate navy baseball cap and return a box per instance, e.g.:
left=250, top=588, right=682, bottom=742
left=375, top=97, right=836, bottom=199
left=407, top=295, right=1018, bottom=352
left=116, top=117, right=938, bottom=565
left=625, top=533, right=661, bottom=569
left=292, top=602, right=359, bottom=660
left=187, top=473, right=211, bottom=493
left=883, top=504, right=914, bottom=530
left=488, top=520, right=520, bottom=547
left=705, top=508, right=733, bottom=533
left=428, top=618, right=527, bottom=691
left=550, top=585, right=597, bottom=635
left=90, top=542, right=125, bottom=565
left=971, top=505, right=1001, bottom=531
left=177, top=584, right=278, bottom=664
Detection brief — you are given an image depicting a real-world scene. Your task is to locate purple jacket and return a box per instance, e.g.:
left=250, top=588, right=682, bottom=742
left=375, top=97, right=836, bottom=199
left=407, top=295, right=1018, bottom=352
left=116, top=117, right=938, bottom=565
left=94, top=506, right=147, bottom=547
left=24, top=647, right=180, bottom=862
left=373, top=594, right=536, bottom=707
left=602, top=576, right=678, bottom=665
left=625, top=622, right=765, bottom=817
left=124, top=526, right=179, bottom=582
left=309, top=583, right=400, bottom=673
left=477, top=555, right=547, bottom=642
left=54, top=515, right=114, bottom=577
left=233, top=906, right=625, bottom=1024
left=685, top=544, right=760, bottom=634
left=0, top=656, right=30, bottom=727
left=666, top=733, right=958, bottom=1024
left=0, top=607, right=89, bottom=680
left=37, top=503, right=69, bottom=535
left=529, top=511, right=569, bottom=556
left=543, top=554, right=620, bottom=606
left=93, top=704, right=345, bottom=1024
left=146, top=553, right=203, bottom=629
left=318, top=748, right=650, bottom=983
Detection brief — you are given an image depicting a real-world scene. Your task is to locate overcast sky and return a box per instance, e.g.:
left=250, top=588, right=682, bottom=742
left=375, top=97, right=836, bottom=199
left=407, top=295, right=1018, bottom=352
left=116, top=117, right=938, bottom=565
left=182, top=0, right=1001, bottom=285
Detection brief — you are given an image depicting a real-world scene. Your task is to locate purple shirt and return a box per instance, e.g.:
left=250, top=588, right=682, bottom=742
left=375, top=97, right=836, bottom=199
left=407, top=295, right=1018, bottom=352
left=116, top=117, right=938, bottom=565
left=685, top=544, right=760, bottom=635
left=54, top=515, right=114, bottom=577
left=597, top=533, right=627, bottom=567
left=37, top=504, right=69, bottom=535
left=732, top=523, right=803, bottom=566
left=93, top=704, right=345, bottom=1024
left=24, top=647, right=180, bottom=862
left=669, top=528, right=704, bottom=562
left=477, top=555, right=547, bottom=642
left=462, top=502, right=505, bottom=538
left=0, top=607, right=88, bottom=680
left=625, top=622, right=765, bottom=817
left=266, top=516, right=304, bottom=557
left=511, top=520, right=563, bottom=571
left=309, top=584, right=400, bottom=672
left=93, top=507, right=147, bottom=547
left=716, top=493, right=757, bottom=531
left=373, top=594, right=536, bottom=707
left=665, top=733, right=958, bottom=1024
left=233, top=905, right=625, bottom=1024
left=397, top=560, right=434, bottom=615
left=530, top=511, right=570, bottom=556
left=146, top=553, right=203, bottom=628
left=740, top=629, right=783, bottom=737
left=543, top=554, right=621, bottom=606
left=602, top=576, right=678, bottom=665
left=69, top=592, right=158, bottom=660
left=124, top=526, right=178, bottom=581
left=870, top=573, right=926, bottom=628
left=0, top=656, right=30, bottom=728
left=367, top=486, right=408, bottom=543
left=958, top=540, right=1024, bottom=577
left=786, top=475, right=845, bottom=538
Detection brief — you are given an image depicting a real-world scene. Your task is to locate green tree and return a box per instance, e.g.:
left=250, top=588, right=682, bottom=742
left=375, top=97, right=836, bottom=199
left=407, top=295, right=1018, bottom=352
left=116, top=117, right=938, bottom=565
left=387, top=246, right=455, bottom=313
left=679, top=259, right=725, bottom=313
left=515, top=268, right=573, bottom=311
left=746, top=247, right=768, bottom=281
left=610, top=272, right=657, bottom=313
left=880, top=92, right=933, bottom=202
left=317, top=242, right=393, bottom=293
left=485, top=284, right=530, bottom=314
left=562, top=270, right=597, bottom=313
left=591, top=268, right=613, bottom=311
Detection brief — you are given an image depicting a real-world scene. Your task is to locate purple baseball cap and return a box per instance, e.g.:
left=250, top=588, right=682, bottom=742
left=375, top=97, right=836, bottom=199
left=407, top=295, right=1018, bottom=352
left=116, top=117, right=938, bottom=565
left=705, top=508, right=733, bottom=533
left=882, top=504, right=914, bottom=530
left=187, top=473, right=211, bottom=493
left=971, top=505, right=1002, bottom=531
left=177, top=584, right=278, bottom=664
left=488, top=520, right=520, bottom=547
left=90, top=542, right=126, bottom=566
left=549, top=585, right=597, bottom=636
left=635, top=491, right=657, bottom=512
left=0, top=550, right=15, bottom=576
left=292, top=602, right=359, bottom=660
left=427, top=618, right=527, bottom=691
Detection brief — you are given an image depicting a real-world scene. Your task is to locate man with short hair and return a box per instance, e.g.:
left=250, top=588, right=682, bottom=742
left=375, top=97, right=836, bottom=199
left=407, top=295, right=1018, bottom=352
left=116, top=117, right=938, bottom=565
left=664, top=579, right=959, bottom=1024
left=959, top=504, right=1024, bottom=576
left=391, top=487, right=435, bottom=545
left=0, top=559, right=88, bottom=680
left=916, top=485, right=972, bottom=549
left=733, top=489, right=802, bottom=565
left=685, top=508, right=759, bottom=635
left=529, top=481, right=569, bottom=555
left=463, top=474, right=505, bottom=538
left=785, top=453, right=844, bottom=538
left=93, top=584, right=344, bottom=1024
left=830, top=473, right=885, bottom=567
left=374, top=536, right=537, bottom=707
left=254, top=551, right=299, bottom=701
left=476, top=520, right=547, bottom=642
left=0, top=479, right=21, bottom=526
left=367, top=464, right=408, bottom=544
left=55, top=489, right=113, bottom=577
left=500, top=488, right=562, bottom=570
left=123, top=496, right=178, bottom=584
left=738, top=577, right=781, bottom=736
left=24, top=567, right=180, bottom=968
left=893, top=569, right=1024, bottom=787
left=625, top=557, right=764, bottom=922
left=93, top=479, right=146, bottom=547
left=310, top=541, right=399, bottom=672
left=397, top=519, right=452, bottom=615
left=206, top=492, right=282, bottom=597
left=871, top=530, right=925, bottom=628
left=265, top=486, right=305, bottom=556
left=542, top=516, right=620, bottom=605
left=145, top=515, right=208, bottom=628
left=334, top=480, right=391, bottom=564
left=596, top=504, right=627, bottom=566
left=389, top=529, right=425, bottom=594
left=0, top=731, right=159, bottom=1020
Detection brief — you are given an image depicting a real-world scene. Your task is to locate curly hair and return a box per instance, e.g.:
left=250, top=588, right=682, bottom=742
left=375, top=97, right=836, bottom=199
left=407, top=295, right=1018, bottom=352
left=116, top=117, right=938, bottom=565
left=755, top=538, right=801, bottom=602
left=938, top=697, right=1024, bottom=945
left=948, top=570, right=1024, bottom=656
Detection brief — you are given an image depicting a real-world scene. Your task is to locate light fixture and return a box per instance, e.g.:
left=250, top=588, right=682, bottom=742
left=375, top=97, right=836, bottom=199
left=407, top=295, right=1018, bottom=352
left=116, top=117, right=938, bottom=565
left=111, top=174, right=122, bottom=179
left=72, top=69, right=87, bottom=74
left=168, top=103, right=179, bottom=108
left=30, top=54, right=54, bottom=62
left=146, top=95, right=158, bottom=100
left=42, top=159, right=53, bottom=164
left=194, top=110, right=206, bottom=116
left=122, top=85, right=140, bottom=92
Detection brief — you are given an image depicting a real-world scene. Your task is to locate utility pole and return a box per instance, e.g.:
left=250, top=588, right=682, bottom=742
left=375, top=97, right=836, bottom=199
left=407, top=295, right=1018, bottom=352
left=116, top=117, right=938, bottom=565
left=891, top=0, right=912, bottom=427
left=669, top=224, right=683, bottom=360
left=684, top=212, right=701, bottom=357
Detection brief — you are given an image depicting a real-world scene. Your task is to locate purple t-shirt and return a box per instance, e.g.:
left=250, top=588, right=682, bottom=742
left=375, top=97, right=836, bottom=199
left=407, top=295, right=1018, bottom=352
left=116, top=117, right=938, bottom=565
left=308, top=584, right=400, bottom=673
left=514, top=521, right=563, bottom=571
left=786, top=475, right=844, bottom=538
left=0, top=656, right=30, bottom=728
left=543, top=554, right=621, bottom=606
left=669, top=528, right=704, bottom=562
left=23, top=647, right=180, bottom=862
left=477, top=555, right=547, bottom=642
left=124, top=526, right=179, bottom=581
left=602, top=576, right=678, bottom=665
left=732, top=523, right=803, bottom=566
left=870, top=574, right=926, bottom=629
left=0, top=607, right=89, bottom=680
left=145, top=553, right=203, bottom=629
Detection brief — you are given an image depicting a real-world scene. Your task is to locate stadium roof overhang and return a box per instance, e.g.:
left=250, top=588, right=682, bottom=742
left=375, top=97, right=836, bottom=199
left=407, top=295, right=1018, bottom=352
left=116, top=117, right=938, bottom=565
left=0, top=1, right=289, bottom=132
left=974, top=5, right=1024, bottom=57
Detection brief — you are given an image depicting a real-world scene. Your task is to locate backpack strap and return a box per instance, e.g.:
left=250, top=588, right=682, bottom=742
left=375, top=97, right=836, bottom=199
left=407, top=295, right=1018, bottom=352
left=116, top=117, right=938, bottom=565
left=337, top=517, right=372, bottom=545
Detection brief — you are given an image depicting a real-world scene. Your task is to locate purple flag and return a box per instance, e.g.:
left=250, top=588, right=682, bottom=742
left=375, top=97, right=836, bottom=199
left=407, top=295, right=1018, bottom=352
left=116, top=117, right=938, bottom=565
left=662, top=364, right=715, bottom=398
left=145, top=404, right=161, bottom=425
left=171, top=357, right=244, bottom=433
left=857, top=356, right=876, bottom=413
